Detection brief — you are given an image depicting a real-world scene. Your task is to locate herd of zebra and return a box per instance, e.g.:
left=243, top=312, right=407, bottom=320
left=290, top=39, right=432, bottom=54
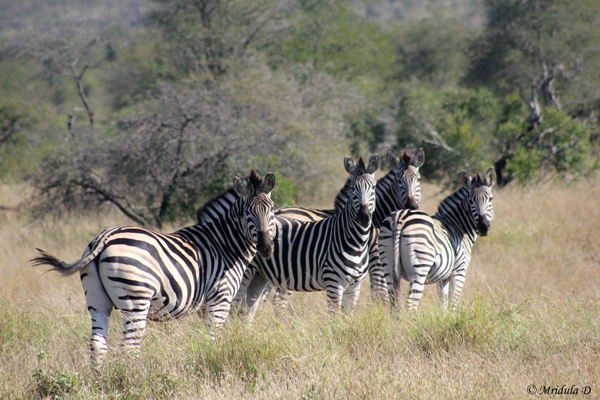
left=31, top=150, right=496, bottom=368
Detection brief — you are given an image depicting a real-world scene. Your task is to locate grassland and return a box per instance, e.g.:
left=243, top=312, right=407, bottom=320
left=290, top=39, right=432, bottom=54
left=1, top=177, right=599, bottom=399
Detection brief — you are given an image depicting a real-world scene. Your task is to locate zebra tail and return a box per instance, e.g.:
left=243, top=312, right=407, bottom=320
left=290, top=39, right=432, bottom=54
left=31, top=229, right=112, bottom=276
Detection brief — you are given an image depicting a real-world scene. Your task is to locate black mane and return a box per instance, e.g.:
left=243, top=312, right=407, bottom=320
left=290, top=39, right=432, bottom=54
left=195, top=188, right=238, bottom=224
left=248, top=169, right=262, bottom=193
left=195, top=170, right=262, bottom=224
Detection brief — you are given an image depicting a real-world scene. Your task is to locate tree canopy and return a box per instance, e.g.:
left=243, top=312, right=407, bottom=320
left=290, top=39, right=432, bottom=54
left=0, top=0, right=598, bottom=225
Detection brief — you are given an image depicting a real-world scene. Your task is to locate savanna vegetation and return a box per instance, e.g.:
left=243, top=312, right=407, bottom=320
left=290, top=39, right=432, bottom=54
left=1, top=0, right=599, bottom=398
left=1, top=178, right=599, bottom=398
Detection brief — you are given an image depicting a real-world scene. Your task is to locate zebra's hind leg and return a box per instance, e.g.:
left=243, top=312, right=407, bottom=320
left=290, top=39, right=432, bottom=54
left=437, top=279, right=450, bottom=311
left=406, top=273, right=427, bottom=312
left=119, top=304, right=151, bottom=357
left=367, top=235, right=389, bottom=304
left=81, top=263, right=114, bottom=370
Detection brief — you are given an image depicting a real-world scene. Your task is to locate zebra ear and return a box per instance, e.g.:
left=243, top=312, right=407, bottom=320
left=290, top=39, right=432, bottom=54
left=344, top=157, right=356, bottom=175
left=460, top=171, right=472, bottom=189
left=485, top=167, right=497, bottom=188
left=366, top=154, right=380, bottom=174
left=387, top=153, right=402, bottom=170
left=262, top=173, right=276, bottom=194
left=412, top=148, right=425, bottom=168
left=233, top=177, right=250, bottom=196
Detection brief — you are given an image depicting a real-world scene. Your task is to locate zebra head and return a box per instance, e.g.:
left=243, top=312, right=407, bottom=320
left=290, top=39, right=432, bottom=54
left=461, top=167, right=496, bottom=237
left=388, top=148, right=424, bottom=210
left=344, top=155, right=379, bottom=227
left=233, top=170, right=277, bottom=257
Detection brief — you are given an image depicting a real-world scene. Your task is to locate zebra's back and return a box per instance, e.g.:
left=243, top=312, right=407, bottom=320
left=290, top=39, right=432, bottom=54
left=275, top=206, right=334, bottom=222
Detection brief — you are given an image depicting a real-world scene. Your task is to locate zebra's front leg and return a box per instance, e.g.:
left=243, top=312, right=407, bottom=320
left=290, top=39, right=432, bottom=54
left=205, top=294, right=233, bottom=338
left=244, top=273, right=270, bottom=325
left=342, top=278, right=364, bottom=314
left=449, top=268, right=467, bottom=311
left=273, top=288, right=293, bottom=314
left=437, top=279, right=450, bottom=311
left=232, top=264, right=256, bottom=316
left=325, top=284, right=344, bottom=314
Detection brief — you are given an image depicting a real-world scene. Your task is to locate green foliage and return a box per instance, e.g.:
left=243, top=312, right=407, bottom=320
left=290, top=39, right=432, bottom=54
left=506, top=108, right=592, bottom=183
left=32, top=368, right=79, bottom=398
left=267, top=0, right=394, bottom=82
left=396, top=87, right=500, bottom=182
left=390, top=18, right=469, bottom=88
left=347, top=111, right=386, bottom=156
left=0, top=0, right=598, bottom=220
left=466, top=0, right=600, bottom=106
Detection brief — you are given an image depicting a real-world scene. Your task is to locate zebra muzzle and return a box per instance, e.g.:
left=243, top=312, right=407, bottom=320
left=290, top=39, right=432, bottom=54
left=357, top=204, right=372, bottom=227
left=256, top=231, right=274, bottom=258
left=407, top=196, right=419, bottom=210
left=477, top=218, right=491, bottom=236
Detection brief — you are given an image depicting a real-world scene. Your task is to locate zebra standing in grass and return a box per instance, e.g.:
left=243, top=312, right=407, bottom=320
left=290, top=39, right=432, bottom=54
left=378, top=168, right=496, bottom=311
left=31, top=170, right=276, bottom=368
left=234, top=155, right=379, bottom=323
left=272, top=149, right=424, bottom=305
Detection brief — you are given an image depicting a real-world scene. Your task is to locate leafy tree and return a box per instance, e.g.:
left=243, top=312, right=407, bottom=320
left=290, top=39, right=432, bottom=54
left=500, top=104, right=592, bottom=184
left=395, top=87, right=499, bottom=182
left=466, top=0, right=600, bottom=111
left=146, top=0, right=290, bottom=78
left=390, top=18, right=470, bottom=88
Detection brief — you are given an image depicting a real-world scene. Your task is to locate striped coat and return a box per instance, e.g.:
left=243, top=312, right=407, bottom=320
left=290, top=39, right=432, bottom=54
left=378, top=168, right=496, bottom=311
left=234, top=155, right=380, bottom=322
left=32, top=170, right=276, bottom=368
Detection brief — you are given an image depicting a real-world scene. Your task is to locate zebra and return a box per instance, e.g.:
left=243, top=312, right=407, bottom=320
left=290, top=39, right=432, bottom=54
left=378, top=167, right=496, bottom=311
left=270, top=149, right=425, bottom=306
left=31, top=170, right=276, bottom=368
left=233, top=155, right=379, bottom=323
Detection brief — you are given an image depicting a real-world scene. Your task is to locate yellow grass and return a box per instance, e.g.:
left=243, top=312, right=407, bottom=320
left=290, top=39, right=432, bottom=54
left=1, top=176, right=599, bottom=399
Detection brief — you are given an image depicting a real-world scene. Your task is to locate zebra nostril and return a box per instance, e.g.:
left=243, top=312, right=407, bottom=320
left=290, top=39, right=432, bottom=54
left=407, top=197, right=419, bottom=210
left=357, top=204, right=371, bottom=227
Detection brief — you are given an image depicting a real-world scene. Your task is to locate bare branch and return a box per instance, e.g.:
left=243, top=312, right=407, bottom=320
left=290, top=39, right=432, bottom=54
left=414, top=120, right=470, bottom=168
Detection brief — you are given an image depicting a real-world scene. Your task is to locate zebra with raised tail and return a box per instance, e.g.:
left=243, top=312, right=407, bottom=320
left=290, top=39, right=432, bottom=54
left=272, top=149, right=424, bottom=304
left=378, top=168, right=496, bottom=311
left=31, top=170, right=276, bottom=368
left=234, top=155, right=379, bottom=323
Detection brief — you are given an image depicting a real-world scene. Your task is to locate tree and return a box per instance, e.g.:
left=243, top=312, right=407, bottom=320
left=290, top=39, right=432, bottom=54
left=146, top=0, right=291, bottom=78
left=395, top=87, right=499, bottom=182
left=390, top=18, right=469, bottom=88
left=29, top=59, right=364, bottom=227
left=495, top=94, right=592, bottom=184
left=2, top=19, right=124, bottom=130
left=466, top=0, right=600, bottom=112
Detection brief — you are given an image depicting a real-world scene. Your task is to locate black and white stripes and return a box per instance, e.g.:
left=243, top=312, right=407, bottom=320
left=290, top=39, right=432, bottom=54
left=378, top=168, right=496, bottom=311
left=32, top=170, right=276, bottom=368
left=234, top=155, right=379, bottom=322
left=273, top=149, right=425, bottom=301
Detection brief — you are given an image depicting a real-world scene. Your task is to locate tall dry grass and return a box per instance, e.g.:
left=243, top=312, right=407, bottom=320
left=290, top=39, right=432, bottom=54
left=0, top=176, right=599, bottom=399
